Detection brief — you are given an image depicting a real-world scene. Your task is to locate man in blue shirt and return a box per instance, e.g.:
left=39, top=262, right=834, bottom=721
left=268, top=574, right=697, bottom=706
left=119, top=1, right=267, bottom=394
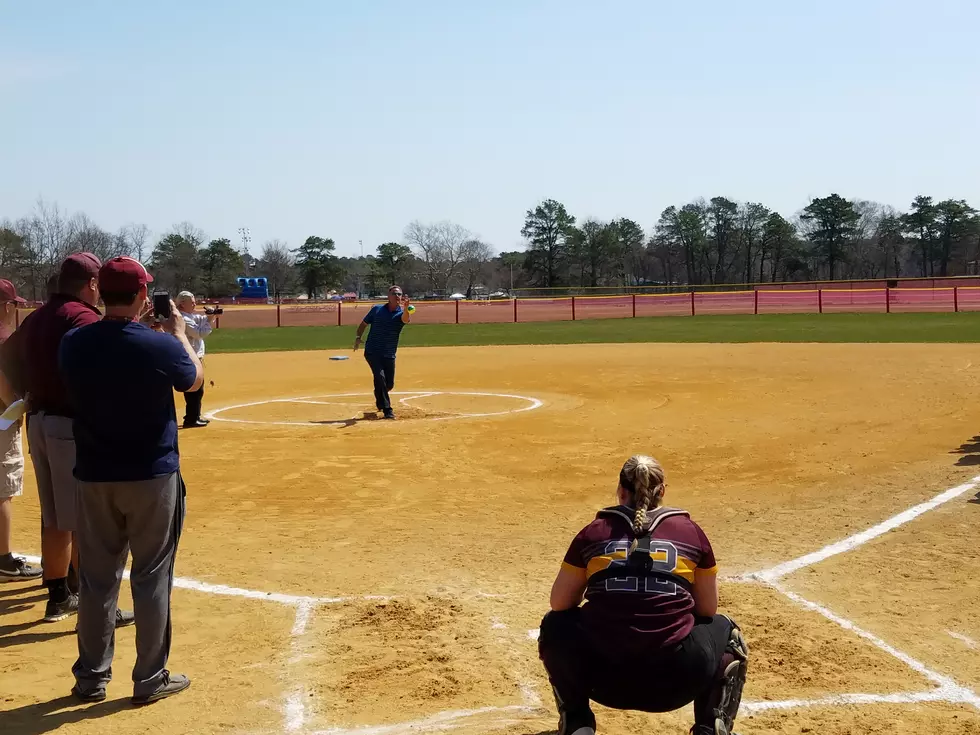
left=59, top=257, right=203, bottom=705
left=353, top=285, right=412, bottom=419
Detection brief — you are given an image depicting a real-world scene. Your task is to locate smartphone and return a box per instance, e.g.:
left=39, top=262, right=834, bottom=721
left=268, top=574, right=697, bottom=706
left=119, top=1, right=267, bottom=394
left=153, top=291, right=171, bottom=320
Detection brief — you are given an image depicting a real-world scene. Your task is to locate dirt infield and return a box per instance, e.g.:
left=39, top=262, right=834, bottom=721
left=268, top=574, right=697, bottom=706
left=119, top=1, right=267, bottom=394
left=3, top=343, right=980, bottom=734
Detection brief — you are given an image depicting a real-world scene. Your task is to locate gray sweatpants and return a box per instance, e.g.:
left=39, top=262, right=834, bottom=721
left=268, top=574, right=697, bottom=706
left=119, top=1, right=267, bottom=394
left=72, top=472, right=185, bottom=698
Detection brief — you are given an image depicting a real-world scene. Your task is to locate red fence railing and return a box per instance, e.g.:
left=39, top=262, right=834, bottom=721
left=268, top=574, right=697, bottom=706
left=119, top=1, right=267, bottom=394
left=195, top=285, right=980, bottom=330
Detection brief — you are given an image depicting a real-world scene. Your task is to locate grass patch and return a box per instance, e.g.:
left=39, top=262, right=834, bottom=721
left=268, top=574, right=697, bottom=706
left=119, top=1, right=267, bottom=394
left=207, top=312, right=980, bottom=354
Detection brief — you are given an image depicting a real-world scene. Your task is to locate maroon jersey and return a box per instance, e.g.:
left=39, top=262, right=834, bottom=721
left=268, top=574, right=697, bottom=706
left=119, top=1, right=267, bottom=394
left=562, top=505, right=718, bottom=651
left=0, top=295, right=101, bottom=417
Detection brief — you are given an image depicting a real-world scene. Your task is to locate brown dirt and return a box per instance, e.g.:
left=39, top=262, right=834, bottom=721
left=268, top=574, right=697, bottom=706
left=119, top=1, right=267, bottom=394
left=3, top=343, right=980, bottom=734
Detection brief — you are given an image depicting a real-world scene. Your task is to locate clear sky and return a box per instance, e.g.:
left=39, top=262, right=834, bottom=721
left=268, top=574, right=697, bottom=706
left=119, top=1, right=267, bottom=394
left=2, top=1, right=978, bottom=258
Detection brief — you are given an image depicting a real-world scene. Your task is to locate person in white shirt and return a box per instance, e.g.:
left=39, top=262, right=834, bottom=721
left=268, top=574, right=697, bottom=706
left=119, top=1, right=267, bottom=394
left=176, top=292, right=214, bottom=429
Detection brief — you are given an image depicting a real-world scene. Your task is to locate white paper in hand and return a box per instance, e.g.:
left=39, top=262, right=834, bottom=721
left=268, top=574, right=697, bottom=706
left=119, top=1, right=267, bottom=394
left=0, top=399, right=26, bottom=431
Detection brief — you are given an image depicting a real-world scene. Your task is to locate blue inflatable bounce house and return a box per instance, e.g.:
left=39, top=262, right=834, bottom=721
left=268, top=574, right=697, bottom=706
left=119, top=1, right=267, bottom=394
left=238, top=276, right=269, bottom=300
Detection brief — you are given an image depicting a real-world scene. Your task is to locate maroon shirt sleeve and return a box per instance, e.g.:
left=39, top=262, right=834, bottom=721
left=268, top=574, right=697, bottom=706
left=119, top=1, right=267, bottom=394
left=692, top=521, right=717, bottom=572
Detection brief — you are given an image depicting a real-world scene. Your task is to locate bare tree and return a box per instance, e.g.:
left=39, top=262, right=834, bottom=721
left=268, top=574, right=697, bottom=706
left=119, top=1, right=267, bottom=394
left=260, top=239, right=295, bottom=298
left=460, top=239, right=495, bottom=297
left=123, top=223, right=150, bottom=262
left=404, top=220, right=474, bottom=293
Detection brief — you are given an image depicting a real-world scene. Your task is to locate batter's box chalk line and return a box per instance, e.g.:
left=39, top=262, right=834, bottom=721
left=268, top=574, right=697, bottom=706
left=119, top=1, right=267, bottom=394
left=203, top=391, right=545, bottom=427
left=21, top=474, right=980, bottom=734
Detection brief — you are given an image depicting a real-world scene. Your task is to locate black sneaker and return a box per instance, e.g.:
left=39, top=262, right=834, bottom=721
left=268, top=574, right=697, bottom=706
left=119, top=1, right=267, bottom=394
left=0, top=555, right=43, bottom=581
left=71, top=684, right=107, bottom=703
left=132, top=672, right=191, bottom=705
left=115, top=608, right=136, bottom=628
left=182, top=419, right=209, bottom=429
left=44, top=592, right=79, bottom=622
left=383, top=410, right=395, bottom=420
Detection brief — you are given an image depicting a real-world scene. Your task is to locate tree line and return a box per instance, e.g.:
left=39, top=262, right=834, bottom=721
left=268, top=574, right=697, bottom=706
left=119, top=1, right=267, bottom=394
left=2, top=193, right=978, bottom=303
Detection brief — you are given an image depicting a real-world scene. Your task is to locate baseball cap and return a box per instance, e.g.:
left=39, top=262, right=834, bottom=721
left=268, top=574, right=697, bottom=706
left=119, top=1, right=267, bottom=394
left=0, top=279, right=26, bottom=304
left=59, top=252, right=102, bottom=283
left=98, top=256, right=154, bottom=293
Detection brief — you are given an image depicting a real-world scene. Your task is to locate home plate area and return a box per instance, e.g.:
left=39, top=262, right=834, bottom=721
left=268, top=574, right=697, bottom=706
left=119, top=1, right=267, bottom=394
left=277, top=476, right=980, bottom=735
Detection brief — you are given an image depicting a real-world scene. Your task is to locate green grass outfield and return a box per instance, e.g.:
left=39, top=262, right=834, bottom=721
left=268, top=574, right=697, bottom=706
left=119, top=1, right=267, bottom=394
left=207, top=312, right=980, bottom=353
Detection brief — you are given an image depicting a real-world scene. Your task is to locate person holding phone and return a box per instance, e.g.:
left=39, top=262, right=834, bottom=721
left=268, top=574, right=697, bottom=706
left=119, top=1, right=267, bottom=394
left=59, top=256, right=203, bottom=705
left=353, top=285, right=412, bottom=419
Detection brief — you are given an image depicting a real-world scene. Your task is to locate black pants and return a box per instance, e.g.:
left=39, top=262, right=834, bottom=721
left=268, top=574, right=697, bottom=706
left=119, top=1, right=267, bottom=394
left=183, top=385, right=204, bottom=423
left=364, top=354, right=395, bottom=412
left=538, top=608, right=733, bottom=733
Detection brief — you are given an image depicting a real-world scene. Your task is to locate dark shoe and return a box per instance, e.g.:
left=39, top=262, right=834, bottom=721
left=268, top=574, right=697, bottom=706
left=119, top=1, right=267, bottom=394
left=115, top=608, right=136, bottom=628
left=382, top=410, right=395, bottom=420
left=132, top=672, right=191, bottom=705
left=182, top=419, right=209, bottom=429
left=72, top=685, right=107, bottom=703
left=0, top=555, right=43, bottom=581
left=43, top=592, right=79, bottom=622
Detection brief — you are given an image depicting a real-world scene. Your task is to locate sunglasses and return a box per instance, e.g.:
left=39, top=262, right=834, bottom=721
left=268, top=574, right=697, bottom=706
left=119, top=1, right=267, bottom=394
left=391, top=292, right=403, bottom=297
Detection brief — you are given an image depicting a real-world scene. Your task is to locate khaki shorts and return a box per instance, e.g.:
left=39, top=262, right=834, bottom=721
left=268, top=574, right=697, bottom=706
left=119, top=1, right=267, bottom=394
left=27, top=412, right=78, bottom=531
left=0, top=422, right=24, bottom=500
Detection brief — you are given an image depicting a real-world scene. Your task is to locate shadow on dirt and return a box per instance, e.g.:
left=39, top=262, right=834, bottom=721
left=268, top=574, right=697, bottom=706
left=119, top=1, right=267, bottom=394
left=950, top=435, right=980, bottom=468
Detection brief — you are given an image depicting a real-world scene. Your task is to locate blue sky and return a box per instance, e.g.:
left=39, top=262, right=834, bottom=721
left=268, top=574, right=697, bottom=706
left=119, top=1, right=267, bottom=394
left=2, top=1, right=978, bottom=258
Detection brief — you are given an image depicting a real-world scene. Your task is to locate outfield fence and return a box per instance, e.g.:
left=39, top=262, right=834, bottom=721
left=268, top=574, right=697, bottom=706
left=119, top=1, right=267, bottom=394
left=196, top=285, right=980, bottom=330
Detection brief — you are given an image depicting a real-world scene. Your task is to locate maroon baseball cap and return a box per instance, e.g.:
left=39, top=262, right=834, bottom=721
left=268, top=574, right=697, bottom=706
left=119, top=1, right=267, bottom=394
left=59, top=252, right=102, bottom=283
left=98, top=256, right=154, bottom=293
left=0, top=279, right=26, bottom=304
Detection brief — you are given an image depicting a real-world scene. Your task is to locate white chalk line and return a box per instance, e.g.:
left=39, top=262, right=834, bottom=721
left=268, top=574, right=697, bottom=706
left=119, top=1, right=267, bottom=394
left=204, top=391, right=545, bottom=427
left=309, top=705, right=538, bottom=735
left=285, top=601, right=314, bottom=731
left=948, top=631, right=979, bottom=650
left=746, top=475, right=980, bottom=582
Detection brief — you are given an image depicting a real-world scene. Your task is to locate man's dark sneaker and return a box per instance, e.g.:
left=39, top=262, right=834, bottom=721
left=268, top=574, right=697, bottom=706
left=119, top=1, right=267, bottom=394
left=71, top=684, right=107, bottom=703
left=0, top=555, right=43, bottom=581
left=182, top=419, right=209, bottom=429
left=115, top=608, right=136, bottom=628
left=43, top=592, right=79, bottom=622
left=132, top=672, right=191, bottom=705
left=383, top=410, right=395, bottom=420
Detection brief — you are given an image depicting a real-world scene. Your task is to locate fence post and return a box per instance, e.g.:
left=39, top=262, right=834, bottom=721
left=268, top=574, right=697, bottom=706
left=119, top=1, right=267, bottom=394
left=455, top=298, right=460, bottom=324
left=514, top=297, right=518, bottom=323
left=337, top=300, right=342, bottom=327
left=571, top=296, right=576, bottom=321
left=818, top=289, right=823, bottom=314
left=753, top=289, right=759, bottom=315
left=632, top=293, right=636, bottom=318
left=885, top=287, right=891, bottom=314
left=690, top=289, right=696, bottom=317
left=954, top=286, right=959, bottom=313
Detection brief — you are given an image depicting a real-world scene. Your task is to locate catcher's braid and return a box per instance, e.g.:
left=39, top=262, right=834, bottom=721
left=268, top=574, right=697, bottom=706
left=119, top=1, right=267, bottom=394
left=620, top=455, right=666, bottom=534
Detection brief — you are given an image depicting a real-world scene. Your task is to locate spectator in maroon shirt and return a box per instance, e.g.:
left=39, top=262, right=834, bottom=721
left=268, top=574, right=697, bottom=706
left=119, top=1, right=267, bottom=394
left=0, top=253, right=132, bottom=627
left=538, top=455, right=748, bottom=735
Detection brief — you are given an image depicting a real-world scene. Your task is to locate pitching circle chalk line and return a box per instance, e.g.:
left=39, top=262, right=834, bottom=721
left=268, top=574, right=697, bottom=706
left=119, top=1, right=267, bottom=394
left=204, top=390, right=545, bottom=427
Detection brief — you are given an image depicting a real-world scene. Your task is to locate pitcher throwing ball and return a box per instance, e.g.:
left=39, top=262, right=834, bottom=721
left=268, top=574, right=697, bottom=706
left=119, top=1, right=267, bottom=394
left=353, top=286, right=412, bottom=419
left=539, top=455, right=748, bottom=735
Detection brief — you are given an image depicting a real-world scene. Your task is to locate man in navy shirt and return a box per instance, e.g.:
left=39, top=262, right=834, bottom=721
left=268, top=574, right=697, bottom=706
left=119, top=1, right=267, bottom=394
left=60, top=257, right=203, bottom=705
left=353, top=285, right=412, bottom=419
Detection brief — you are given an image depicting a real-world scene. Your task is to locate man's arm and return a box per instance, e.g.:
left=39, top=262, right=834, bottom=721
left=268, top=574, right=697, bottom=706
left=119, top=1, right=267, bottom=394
left=197, top=313, right=214, bottom=337
left=0, top=369, right=17, bottom=407
left=165, top=302, right=204, bottom=392
left=400, top=298, right=412, bottom=324
left=353, top=319, right=369, bottom=350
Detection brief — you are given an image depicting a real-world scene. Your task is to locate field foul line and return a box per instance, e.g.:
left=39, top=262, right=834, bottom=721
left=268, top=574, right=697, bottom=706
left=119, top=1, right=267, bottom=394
left=745, top=474, right=980, bottom=582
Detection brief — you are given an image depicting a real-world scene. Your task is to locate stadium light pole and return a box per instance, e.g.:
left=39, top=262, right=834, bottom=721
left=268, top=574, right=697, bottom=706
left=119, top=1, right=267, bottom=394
left=238, top=227, right=251, bottom=275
